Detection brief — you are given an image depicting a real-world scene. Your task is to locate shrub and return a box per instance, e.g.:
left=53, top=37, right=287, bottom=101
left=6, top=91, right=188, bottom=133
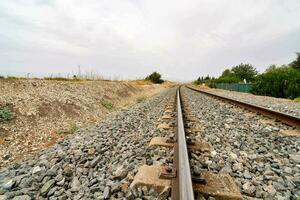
left=136, top=96, right=146, bottom=103
left=58, top=124, right=79, bottom=135
left=251, top=66, right=300, bottom=99
left=100, top=99, right=114, bottom=110
left=0, top=107, right=14, bottom=122
left=294, top=97, right=300, bottom=102
left=6, top=76, right=19, bottom=80
left=145, top=72, right=164, bottom=84
left=0, top=75, right=4, bottom=79
left=44, top=77, right=80, bottom=81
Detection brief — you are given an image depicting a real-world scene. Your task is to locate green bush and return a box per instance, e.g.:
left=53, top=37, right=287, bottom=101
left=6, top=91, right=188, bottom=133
left=0, top=107, right=14, bottom=122
left=145, top=72, right=164, bottom=84
left=136, top=96, right=146, bottom=103
left=6, top=76, right=19, bottom=80
left=58, top=124, right=79, bottom=135
left=212, top=76, right=241, bottom=83
left=0, top=75, right=4, bottom=79
left=100, top=99, right=114, bottom=110
left=251, top=66, right=300, bottom=99
left=294, top=97, right=300, bottom=102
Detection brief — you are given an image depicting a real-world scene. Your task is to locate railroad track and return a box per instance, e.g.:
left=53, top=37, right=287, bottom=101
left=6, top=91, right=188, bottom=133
left=131, top=86, right=242, bottom=199
left=1, top=85, right=298, bottom=199
left=186, top=85, right=300, bottom=128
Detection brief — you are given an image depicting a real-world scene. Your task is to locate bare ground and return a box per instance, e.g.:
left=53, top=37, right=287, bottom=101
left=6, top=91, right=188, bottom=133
left=0, top=79, right=169, bottom=167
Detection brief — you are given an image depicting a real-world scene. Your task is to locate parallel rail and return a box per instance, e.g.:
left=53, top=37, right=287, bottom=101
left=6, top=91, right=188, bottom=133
left=172, top=87, right=195, bottom=200
left=186, top=86, right=300, bottom=128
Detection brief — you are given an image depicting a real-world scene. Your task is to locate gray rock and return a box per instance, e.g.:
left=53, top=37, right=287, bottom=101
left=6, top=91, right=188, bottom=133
left=113, top=165, right=128, bottom=180
left=32, top=166, right=42, bottom=175
left=290, top=154, right=300, bottom=164
left=70, top=177, right=81, bottom=192
left=103, top=186, right=110, bottom=199
left=1, top=179, right=15, bottom=190
left=273, top=182, right=285, bottom=191
left=54, top=174, right=63, bottom=182
left=265, top=184, right=276, bottom=197
left=229, top=152, right=238, bottom=160
left=232, top=163, right=243, bottom=172
left=48, top=186, right=57, bottom=196
left=283, top=167, right=292, bottom=174
left=94, top=192, right=104, bottom=200
left=220, top=165, right=232, bottom=174
left=63, top=166, right=73, bottom=177
left=0, top=195, right=7, bottom=200
left=12, top=195, right=31, bottom=200
left=257, top=146, right=267, bottom=153
left=111, top=183, right=121, bottom=193
left=90, top=156, right=101, bottom=168
left=56, top=177, right=65, bottom=186
left=242, top=182, right=255, bottom=195
left=243, top=170, right=252, bottom=179
left=41, top=179, right=55, bottom=196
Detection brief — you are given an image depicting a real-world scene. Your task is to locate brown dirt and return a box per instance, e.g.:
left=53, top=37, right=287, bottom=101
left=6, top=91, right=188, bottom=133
left=0, top=79, right=171, bottom=167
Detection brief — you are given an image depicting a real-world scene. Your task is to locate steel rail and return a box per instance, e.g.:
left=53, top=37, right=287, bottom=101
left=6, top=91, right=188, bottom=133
left=186, top=86, right=300, bottom=128
left=172, top=87, right=195, bottom=200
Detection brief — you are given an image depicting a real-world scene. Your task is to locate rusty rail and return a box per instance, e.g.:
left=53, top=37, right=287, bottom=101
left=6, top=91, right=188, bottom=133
left=172, top=87, right=195, bottom=200
left=186, top=86, right=300, bottom=128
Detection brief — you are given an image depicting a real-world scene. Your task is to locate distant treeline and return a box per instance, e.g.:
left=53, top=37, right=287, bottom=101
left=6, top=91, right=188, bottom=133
left=194, top=53, right=300, bottom=99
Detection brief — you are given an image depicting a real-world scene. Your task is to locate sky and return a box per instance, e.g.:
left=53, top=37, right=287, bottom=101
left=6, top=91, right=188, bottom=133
left=0, top=0, right=299, bottom=81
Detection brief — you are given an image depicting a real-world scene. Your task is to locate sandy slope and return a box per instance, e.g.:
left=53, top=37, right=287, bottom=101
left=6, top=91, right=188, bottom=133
left=0, top=79, right=169, bottom=167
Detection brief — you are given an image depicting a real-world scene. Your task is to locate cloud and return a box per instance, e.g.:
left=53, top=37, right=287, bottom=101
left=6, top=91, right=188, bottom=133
left=0, top=0, right=299, bottom=80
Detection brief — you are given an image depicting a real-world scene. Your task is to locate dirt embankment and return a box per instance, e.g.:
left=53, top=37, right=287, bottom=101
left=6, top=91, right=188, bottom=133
left=0, top=79, right=169, bottom=167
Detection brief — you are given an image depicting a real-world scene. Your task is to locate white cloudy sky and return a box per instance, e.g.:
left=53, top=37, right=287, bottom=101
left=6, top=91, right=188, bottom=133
left=0, top=0, right=299, bottom=80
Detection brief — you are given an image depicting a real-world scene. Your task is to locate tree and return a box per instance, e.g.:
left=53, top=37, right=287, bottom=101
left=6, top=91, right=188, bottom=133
left=204, top=75, right=210, bottom=80
left=231, top=63, right=258, bottom=82
left=145, top=72, right=164, bottom=84
left=265, top=64, right=277, bottom=73
left=290, top=52, right=300, bottom=70
left=221, top=69, right=233, bottom=77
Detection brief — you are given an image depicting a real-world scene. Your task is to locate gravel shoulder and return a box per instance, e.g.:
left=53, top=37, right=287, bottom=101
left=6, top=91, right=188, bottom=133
left=0, top=79, right=169, bottom=167
left=191, top=85, right=300, bottom=118
left=0, top=87, right=176, bottom=199
left=183, top=87, right=300, bottom=199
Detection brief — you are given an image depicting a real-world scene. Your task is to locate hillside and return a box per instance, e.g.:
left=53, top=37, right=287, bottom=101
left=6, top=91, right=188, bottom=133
left=0, top=79, right=169, bottom=167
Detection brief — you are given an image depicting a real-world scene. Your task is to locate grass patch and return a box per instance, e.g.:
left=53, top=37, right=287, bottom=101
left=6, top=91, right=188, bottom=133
left=100, top=99, right=114, bottom=110
left=6, top=76, right=20, bottom=80
left=0, top=107, right=14, bottom=122
left=58, top=124, right=79, bottom=135
left=136, top=96, right=147, bottom=103
left=44, top=77, right=81, bottom=81
left=294, top=97, right=300, bottom=102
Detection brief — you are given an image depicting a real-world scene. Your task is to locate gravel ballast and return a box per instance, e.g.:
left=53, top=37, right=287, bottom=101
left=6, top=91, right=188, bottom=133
left=183, top=87, right=300, bottom=199
left=0, top=88, right=176, bottom=200
left=197, top=87, right=300, bottom=118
